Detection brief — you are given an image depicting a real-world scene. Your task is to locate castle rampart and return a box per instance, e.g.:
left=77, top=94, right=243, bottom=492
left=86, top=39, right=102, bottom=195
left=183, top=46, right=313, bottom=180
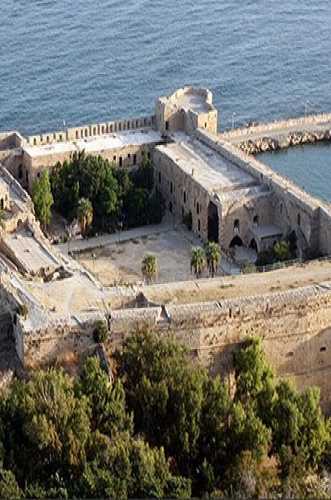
left=18, top=279, right=331, bottom=411
left=2, top=86, right=331, bottom=408
left=26, top=114, right=156, bottom=147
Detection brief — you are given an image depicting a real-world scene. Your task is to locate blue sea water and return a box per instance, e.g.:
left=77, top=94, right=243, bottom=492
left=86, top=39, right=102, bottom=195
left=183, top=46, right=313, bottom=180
left=1, top=1, right=331, bottom=197
left=1, top=0, right=331, bottom=135
left=260, top=143, right=331, bottom=203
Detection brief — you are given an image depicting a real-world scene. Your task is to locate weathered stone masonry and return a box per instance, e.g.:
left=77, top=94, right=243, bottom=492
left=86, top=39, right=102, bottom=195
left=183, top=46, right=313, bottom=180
left=2, top=86, right=331, bottom=411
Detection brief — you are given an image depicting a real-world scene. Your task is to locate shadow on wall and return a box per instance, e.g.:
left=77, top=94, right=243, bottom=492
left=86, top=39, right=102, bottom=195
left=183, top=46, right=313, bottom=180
left=24, top=327, right=95, bottom=376
left=277, top=326, right=331, bottom=412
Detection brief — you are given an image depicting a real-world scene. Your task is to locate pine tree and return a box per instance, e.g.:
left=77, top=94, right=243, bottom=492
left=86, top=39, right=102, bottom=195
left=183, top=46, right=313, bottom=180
left=31, top=171, right=54, bottom=229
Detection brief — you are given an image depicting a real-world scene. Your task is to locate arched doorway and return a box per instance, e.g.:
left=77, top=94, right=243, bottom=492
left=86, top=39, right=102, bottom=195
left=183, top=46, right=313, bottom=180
left=249, top=238, right=258, bottom=252
left=230, top=236, right=243, bottom=248
left=208, top=201, right=219, bottom=243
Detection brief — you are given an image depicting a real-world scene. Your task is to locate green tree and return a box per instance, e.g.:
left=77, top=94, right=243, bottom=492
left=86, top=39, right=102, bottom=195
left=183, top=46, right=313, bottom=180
left=0, top=470, right=22, bottom=499
left=77, top=356, right=133, bottom=437
left=116, top=331, right=207, bottom=478
left=233, top=337, right=275, bottom=410
left=190, top=246, right=206, bottom=278
left=50, top=151, right=164, bottom=232
left=2, top=369, right=90, bottom=489
left=93, top=320, right=109, bottom=344
left=32, top=171, right=54, bottom=229
left=271, top=382, right=330, bottom=471
left=273, top=240, right=290, bottom=261
left=80, top=431, right=191, bottom=499
left=205, top=241, right=221, bottom=277
left=141, top=254, right=157, bottom=283
left=77, top=197, right=93, bottom=236
left=132, top=152, right=154, bottom=191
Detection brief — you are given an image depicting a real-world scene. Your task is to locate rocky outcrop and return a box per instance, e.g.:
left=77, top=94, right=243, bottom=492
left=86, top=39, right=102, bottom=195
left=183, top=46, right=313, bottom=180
left=239, top=129, right=331, bottom=155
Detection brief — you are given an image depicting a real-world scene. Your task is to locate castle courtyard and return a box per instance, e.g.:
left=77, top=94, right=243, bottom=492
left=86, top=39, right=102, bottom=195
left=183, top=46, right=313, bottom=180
left=75, top=224, right=221, bottom=286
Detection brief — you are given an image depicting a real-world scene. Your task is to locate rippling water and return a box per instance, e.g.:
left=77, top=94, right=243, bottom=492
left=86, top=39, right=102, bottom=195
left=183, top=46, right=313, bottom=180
left=1, top=1, right=331, bottom=198
left=1, top=0, right=331, bottom=135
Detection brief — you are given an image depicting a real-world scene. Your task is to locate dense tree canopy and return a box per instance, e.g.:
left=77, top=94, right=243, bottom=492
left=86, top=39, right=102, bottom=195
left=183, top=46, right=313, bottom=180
left=50, top=151, right=164, bottom=234
left=0, top=334, right=329, bottom=498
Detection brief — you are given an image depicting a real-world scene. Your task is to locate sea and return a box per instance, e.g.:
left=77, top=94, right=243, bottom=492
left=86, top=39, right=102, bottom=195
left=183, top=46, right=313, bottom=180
left=1, top=0, right=331, bottom=199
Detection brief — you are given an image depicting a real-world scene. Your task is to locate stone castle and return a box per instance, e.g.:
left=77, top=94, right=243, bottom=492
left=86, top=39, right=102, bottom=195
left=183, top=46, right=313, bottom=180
left=2, top=87, right=331, bottom=409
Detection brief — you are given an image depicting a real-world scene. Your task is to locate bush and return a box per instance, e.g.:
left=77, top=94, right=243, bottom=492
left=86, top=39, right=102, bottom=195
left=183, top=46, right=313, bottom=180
left=17, top=303, right=28, bottom=319
left=93, top=320, right=109, bottom=344
left=242, top=262, right=257, bottom=274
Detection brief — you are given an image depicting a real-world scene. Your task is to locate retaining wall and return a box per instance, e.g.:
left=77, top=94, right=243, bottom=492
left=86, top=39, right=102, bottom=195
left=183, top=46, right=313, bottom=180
left=19, top=280, right=331, bottom=411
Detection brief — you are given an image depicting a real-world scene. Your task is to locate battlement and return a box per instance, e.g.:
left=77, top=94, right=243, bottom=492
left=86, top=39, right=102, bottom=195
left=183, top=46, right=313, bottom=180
left=26, top=114, right=156, bottom=147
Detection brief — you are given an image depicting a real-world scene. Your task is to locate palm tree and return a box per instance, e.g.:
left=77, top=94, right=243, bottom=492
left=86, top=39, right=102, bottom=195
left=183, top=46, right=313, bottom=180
left=77, top=198, right=93, bottom=237
left=190, top=247, right=206, bottom=279
left=141, top=254, right=158, bottom=284
left=205, top=241, right=221, bottom=277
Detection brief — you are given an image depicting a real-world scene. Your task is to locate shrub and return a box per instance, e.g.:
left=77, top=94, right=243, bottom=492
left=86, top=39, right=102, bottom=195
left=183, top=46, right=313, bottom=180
left=17, top=303, right=28, bottom=319
left=93, top=320, right=109, bottom=344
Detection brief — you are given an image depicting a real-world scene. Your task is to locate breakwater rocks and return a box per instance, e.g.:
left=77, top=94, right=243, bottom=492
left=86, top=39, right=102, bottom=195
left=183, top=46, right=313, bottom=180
left=239, top=129, right=331, bottom=155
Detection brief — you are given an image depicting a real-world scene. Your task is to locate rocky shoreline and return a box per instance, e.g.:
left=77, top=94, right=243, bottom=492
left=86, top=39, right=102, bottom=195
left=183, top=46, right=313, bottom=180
left=238, top=129, right=331, bottom=155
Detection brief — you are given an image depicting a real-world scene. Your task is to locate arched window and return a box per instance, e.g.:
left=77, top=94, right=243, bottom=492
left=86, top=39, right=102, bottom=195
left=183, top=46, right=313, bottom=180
left=297, top=213, right=301, bottom=226
left=119, top=157, right=123, bottom=167
left=253, top=215, right=259, bottom=225
left=280, top=203, right=283, bottom=214
left=234, top=219, right=240, bottom=232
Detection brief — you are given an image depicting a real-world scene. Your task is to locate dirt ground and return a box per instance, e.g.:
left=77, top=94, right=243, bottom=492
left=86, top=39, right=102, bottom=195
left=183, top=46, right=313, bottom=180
left=76, top=229, right=203, bottom=286
left=143, top=259, right=331, bottom=305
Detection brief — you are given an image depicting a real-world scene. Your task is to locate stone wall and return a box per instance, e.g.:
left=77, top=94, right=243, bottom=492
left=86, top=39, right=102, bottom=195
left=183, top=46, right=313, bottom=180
left=153, top=146, right=217, bottom=241
left=22, top=143, right=156, bottom=192
left=155, top=86, right=218, bottom=135
left=196, top=129, right=329, bottom=256
left=18, top=281, right=331, bottom=411
left=26, top=115, right=156, bottom=147
left=220, top=112, right=331, bottom=141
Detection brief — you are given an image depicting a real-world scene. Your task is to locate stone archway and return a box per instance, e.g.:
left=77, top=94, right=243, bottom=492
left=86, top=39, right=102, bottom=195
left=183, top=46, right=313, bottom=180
left=208, top=201, right=219, bottom=243
left=249, top=238, right=258, bottom=252
left=230, top=235, right=243, bottom=248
